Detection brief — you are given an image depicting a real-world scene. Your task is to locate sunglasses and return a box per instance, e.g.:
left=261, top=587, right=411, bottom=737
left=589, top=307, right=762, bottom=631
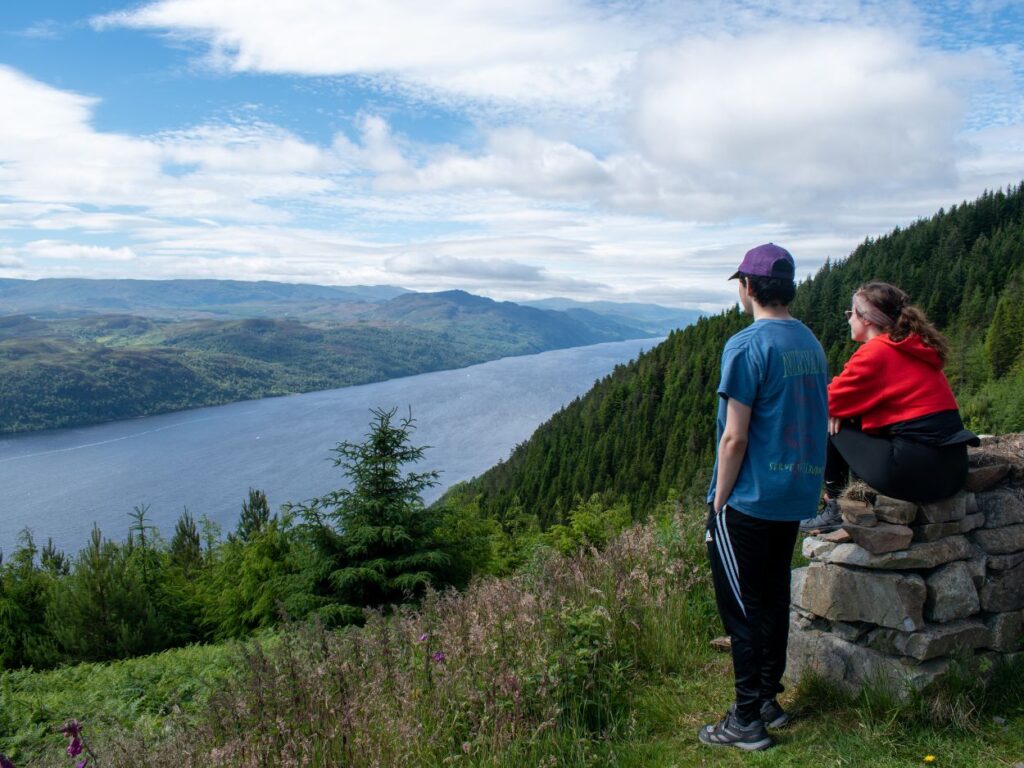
left=844, top=310, right=855, bottom=319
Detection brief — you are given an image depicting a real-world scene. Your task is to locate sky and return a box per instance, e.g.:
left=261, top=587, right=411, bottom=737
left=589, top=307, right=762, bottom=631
left=0, top=1, right=1022, bottom=309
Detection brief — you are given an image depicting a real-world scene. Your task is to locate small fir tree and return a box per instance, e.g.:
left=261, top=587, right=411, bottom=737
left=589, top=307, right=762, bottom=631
left=236, top=488, right=271, bottom=541
left=293, top=407, right=448, bottom=625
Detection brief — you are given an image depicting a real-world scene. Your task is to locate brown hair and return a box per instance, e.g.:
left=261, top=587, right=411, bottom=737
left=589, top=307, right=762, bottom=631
left=853, top=282, right=949, bottom=363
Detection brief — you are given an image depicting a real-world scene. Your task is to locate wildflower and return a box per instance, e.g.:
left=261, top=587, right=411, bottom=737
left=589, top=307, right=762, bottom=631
left=62, top=720, right=84, bottom=758
left=419, top=633, right=428, bottom=642
left=0, top=754, right=15, bottom=768
left=432, top=650, right=446, bottom=663
left=923, top=758, right=936, bottom=764
left=60, top=720, right=82, bottom=738
left=76, top=760, right=88, bottom=768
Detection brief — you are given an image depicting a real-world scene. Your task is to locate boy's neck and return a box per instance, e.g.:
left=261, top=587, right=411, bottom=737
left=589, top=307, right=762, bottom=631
left=751, top=302, right=793, bottom=321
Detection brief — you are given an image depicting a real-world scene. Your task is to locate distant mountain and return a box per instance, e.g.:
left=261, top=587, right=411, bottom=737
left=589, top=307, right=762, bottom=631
left=364, top=290, right=652, bottom=355
left=521, top=298, right=702, bottom=335
left=0, top=278, right=409, bottom=319
left=0, top=288, right=659, bottom=434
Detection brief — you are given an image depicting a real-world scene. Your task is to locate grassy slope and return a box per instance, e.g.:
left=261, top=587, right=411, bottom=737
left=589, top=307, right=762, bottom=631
left=6, top=642, right=1020, bottom=767
left=3, top=507, right=1021, bottom=767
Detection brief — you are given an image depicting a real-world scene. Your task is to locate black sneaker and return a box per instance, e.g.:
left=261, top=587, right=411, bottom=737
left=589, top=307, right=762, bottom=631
left=760, top=698, right=791, bottom=729
left=698, top=704, right=772, bottom=751
left=799, top=497, right=842, bottom=534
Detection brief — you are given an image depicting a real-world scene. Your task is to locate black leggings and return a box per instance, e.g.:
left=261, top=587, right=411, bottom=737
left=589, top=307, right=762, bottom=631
left=824, top=422, right=968, bottom=503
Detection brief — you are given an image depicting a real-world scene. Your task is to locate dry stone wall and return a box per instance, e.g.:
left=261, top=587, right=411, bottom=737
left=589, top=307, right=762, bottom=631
left=786, top=434, right=1024, bottom=695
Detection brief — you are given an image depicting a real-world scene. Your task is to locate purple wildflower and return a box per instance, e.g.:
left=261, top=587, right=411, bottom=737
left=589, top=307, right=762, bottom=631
left=60, top=720, right=82, bottom=738
left=418, top=633, right=428, bottom=642
left=432, top=650, right=446, bottom=663
left=0, top=753, right=15, bottom=768
left=75, top=760, right=89, bottom=768
left=67, top=737, right=83, bottom=758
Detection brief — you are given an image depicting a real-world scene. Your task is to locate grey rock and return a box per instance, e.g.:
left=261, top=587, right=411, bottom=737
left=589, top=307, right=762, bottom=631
left=925, top=562, right=980, bottom=623
left=965, top=463, right=1011, bottom=492
left=980, top=562, right=1024, bottom=612
left=989, top=550, right=1024, bottom=571
left=865, top=619, right=990, bottom=661
left=843, top=521, right=913, bottom=554
left=791, top=609, right=813, bottom=630
left=790, top=568, right=808, bottom=614
left=965, top=552, right=987, bottom=589
left=965, top=492, right=979, bottom=515
left=821, top=528, right=853, bottom=543
left=802, top=536, right=838, bottom=560
left=984, top=609, right=1024, bottom=652
left=817, top=535, right=975, bottom=570
left=840, top=499, right=877, bottom=527
left=912, top=520, right=963, bottom=542
left=961, top=512, right=985, bottom=533
left=873, top=495, right=919, bottom=525
left=977, top=489, right=1024, bottom=528
left=917, top=492, right=968, bottom=524
left=830, top=620, right=868, bottom=643
left=794, top=562, right=925, bottom=631
left=786, top=622, right=951, bottom=697
left=970, top=524, right=1024, bottom=555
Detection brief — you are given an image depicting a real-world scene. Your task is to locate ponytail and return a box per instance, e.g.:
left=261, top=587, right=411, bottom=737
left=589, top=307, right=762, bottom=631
left=854, top=282, right=949, bottom=363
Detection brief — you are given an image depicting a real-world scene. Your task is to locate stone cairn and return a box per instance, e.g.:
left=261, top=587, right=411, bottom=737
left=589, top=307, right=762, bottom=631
left=786, top=434, right=1024, bottom=694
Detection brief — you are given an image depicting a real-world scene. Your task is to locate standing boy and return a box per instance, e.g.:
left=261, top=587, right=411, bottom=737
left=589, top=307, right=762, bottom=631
left=700, top=243, right=828, bottom=751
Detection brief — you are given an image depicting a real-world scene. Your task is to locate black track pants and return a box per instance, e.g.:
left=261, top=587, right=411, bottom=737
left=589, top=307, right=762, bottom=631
left=824, top=422, right=967, bottom=502
left=706, top=504, right=800, bottom=724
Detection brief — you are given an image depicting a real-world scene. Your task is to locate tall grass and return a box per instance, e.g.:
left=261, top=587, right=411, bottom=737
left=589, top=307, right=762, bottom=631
left=94, top=511, right=714, bottom=767
left=8, top=507, right=1023, bottom=767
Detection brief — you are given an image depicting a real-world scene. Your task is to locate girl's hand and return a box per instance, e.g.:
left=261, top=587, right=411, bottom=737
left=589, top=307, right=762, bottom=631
left=829, top=416, right=841, bottom=435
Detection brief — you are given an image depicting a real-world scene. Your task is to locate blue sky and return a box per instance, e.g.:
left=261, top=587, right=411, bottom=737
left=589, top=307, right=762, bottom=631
left=1, top=1, right=1022, bottom=308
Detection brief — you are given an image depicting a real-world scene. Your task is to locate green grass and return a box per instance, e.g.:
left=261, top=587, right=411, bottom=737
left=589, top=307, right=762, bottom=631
left=0, top=641, right=243, bottom=765
left=614, top=655, right=1024, bottom=768
left=2, top=512, right=1022, bottom=767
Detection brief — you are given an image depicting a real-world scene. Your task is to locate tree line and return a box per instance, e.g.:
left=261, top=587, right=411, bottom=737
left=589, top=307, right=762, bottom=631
left=456, top=182, right=1024, bottom=526
left=0, top=408, right=632, bottom=670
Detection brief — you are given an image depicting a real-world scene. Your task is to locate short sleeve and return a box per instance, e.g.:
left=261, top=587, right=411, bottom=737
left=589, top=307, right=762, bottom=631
left=718, top=343, right=759, bottom=407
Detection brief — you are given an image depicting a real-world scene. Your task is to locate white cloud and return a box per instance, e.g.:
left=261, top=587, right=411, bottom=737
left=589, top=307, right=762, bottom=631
left=632, top=26, right=978, bottom=214
left=0, top=251, right=26, bottom=271
left=385, top=253, right=546, bottom=282
left=0, top=66, right=163, bottom=205
left=21, top=240, right=139, bottom=262
left=159, top=124, right=328, bottom=174
left=0, top=67, right=342, bottom=224
left=380, top=129, right=615, bottom=198
left=94, top=0, right=638, bottom=108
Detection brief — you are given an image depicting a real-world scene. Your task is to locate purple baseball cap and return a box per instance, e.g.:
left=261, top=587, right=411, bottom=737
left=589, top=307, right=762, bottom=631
left=729, top=243, right=795, bottom=280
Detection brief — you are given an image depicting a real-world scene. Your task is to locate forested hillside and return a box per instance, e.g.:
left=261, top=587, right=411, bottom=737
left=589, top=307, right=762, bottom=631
left=0, top=291, right=650, bottom=433
left=454, top=183, right=1024, bottom=526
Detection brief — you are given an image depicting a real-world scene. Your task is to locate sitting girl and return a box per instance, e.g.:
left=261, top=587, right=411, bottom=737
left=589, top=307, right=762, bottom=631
left=800, top=282, right=978, bottom=533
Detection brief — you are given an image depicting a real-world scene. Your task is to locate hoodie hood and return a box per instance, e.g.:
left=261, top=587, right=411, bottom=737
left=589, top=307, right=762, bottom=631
left=876, top=333, right=944, bottom=369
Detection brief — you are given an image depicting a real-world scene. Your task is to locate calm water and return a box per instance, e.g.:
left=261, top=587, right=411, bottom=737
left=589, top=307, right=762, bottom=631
left=0, top=339, right=660, bottom=555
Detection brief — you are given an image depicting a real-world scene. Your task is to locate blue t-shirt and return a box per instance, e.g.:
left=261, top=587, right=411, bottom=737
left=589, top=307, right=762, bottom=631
left=706, top=319, right=828, bottom=521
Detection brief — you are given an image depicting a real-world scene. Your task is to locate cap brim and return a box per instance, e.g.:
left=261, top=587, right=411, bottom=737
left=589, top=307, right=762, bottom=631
left=728, top=270, right=742, bottom=280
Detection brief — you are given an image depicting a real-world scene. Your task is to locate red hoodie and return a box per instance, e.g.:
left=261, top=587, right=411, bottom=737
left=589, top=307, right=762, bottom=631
left=828, top=333, right=958, bottom=431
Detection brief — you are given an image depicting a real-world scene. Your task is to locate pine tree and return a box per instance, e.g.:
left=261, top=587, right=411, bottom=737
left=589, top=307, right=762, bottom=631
left=985, top=289, right=1024, bottom=378
left=236, top=488, right=271, bottom=541
left=47, top=526, right=163, bottom=662
left=293, top=407, right=448, bottom=625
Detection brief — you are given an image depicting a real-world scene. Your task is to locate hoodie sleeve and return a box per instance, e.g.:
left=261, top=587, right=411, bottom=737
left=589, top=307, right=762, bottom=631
left=827, top=341, right=888, bottom=419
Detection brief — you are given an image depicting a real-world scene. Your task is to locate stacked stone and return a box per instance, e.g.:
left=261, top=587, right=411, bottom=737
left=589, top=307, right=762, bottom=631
left=786, top=436, right=1024, bottom=694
